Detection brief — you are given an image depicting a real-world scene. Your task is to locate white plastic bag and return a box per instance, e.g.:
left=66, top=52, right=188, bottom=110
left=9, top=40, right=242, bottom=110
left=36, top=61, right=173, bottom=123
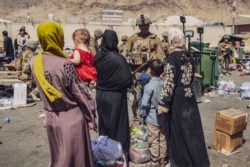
left=129, top=145, right=151, bottom=164
left=239, top=81, right=250, bottom=91
left=241, top=89, right=250, bottom=100
left=218, top=80, right=236, bottom=92
left=91, top=136, right=123, bottom=161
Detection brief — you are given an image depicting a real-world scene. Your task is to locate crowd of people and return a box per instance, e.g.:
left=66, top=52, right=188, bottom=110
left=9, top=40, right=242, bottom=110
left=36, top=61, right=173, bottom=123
left=1, top=13, right=212, bottom=167
left=1, top=26, right=41, bottom=101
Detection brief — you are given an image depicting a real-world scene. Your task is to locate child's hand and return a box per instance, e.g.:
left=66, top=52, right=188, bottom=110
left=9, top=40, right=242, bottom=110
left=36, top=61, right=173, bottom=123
left=68, top=54, right=74, bottom=59
left=157, top=106, right=169, bottom=114
left=137, top=109, right=140, bottom=115
left=88, top=122, right=97, bottom=132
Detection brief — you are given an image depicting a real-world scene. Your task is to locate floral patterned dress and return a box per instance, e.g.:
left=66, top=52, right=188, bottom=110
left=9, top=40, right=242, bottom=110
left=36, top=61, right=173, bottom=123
left=159, top=51, right=210, bottom=167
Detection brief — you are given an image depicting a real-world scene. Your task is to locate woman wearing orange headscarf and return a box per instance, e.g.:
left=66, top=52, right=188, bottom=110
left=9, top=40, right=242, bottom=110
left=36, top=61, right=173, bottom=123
left=31, top=21, right=96, bottom=167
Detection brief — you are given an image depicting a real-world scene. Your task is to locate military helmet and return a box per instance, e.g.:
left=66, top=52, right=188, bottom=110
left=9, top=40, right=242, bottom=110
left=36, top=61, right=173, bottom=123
left=121, top=35, right=128, bottom=41
left=135, top=13, right=152, bottom=26
left=94, top=29, right=103, bottom=38
left=162, top=31, right=168, bottom=37
left=223, top=35, right=230, bottom=40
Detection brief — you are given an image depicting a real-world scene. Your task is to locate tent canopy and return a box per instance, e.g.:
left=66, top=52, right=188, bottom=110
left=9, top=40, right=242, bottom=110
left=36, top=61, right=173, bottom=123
left=224, top=15, right=250, bottom=26
left=153, top=15, right=203, bottom=26
left=0, top=18, right=12, bottom=23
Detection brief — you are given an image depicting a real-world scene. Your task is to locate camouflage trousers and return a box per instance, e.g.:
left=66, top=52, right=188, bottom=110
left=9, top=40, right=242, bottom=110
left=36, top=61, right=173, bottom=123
left=131, top=74, right=142, bottom=121
left=28, top=87, right=41, bottom=101
left=29, top=87, right=39, bottom=95
left=219, top=53, right=231, bottom=73
left=26, top=80, right=40, bottom=101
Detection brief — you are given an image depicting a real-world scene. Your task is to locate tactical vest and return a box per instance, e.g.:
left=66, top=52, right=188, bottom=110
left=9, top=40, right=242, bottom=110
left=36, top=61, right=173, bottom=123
left=131, top=33, right=157, bottom=65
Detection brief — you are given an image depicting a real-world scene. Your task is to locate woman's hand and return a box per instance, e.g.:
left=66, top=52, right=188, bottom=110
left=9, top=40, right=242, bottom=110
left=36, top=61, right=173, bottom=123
left=160, top=73, right=166, bottom=80
left=88, top=122, right=97, bottom=132
left=157, top=105, right=169, bottom=114
left=43, top=119, right=46, bottom=128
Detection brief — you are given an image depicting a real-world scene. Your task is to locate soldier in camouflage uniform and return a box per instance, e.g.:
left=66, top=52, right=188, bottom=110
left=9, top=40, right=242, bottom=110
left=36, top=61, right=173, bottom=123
left=119, top=35, right=128, bottom=54
left=161, top=31, right=169, bottom=60
left=89, top=29, right=103, bottom=55
left=119, top=35, right=131, bottom=63
left=15, top=40, right=41, bottom=101
left=219, top=35, right=232, bottom=74
left=126, top=13, right=163, bottom=121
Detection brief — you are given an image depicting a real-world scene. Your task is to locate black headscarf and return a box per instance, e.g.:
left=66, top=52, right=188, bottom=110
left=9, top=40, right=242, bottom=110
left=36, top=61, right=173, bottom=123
left=94, top=30, right=132, bottom=91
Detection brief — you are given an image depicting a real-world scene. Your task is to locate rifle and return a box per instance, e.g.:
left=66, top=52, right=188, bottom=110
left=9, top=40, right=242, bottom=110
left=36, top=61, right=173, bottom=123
left=131, top=62, right=149, bottom=76
left=129, top=58, right=151, bottom=93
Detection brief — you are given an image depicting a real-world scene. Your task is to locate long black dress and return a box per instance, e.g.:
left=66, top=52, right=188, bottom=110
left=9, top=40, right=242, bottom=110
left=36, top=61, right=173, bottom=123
left=94, top=30, right=133, bottom=163
left=159, top=51, right=210, bottom=167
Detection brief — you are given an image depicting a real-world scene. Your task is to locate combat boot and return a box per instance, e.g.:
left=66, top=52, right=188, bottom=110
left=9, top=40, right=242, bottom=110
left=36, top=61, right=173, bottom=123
left=29, top=92, right=41, bottom=102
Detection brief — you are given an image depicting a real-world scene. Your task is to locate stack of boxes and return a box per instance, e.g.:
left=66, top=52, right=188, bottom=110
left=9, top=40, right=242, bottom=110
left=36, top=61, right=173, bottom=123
left=213, top=108, right=248, bottom=154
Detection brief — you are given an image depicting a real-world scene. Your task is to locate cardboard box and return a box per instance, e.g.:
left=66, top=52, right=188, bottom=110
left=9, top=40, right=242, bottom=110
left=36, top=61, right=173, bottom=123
left=13, top=83, right=27, bottom=105
left=213, top=130, right=243, bottom=153
left=215, top=108, right=248, bottom=135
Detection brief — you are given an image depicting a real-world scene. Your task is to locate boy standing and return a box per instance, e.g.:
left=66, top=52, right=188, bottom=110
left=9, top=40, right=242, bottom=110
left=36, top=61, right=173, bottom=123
left=141, top=59, right=167, bottom=167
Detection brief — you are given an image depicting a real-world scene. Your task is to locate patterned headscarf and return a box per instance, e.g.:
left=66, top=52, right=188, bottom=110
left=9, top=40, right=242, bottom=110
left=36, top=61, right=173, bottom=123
left=167, top=28, right=186, bottom=53
left=33, top=21, right=66, bottom=102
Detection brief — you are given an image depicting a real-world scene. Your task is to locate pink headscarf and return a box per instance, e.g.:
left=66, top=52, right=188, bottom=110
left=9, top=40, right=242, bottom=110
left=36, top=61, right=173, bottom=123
left=167, top=28, right=186, bottom=53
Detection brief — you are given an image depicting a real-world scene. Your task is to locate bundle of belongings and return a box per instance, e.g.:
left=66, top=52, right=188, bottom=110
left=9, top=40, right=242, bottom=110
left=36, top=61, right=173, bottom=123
left=92, top=136, right=126, bottom=167
left=216, top=80, right=236, bottom=94
left=129, top=124, right=151, bottom=164
left=239, top=81, right=250, bottom=100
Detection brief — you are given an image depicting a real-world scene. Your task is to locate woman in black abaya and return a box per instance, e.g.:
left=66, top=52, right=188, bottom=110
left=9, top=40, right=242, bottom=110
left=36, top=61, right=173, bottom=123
left=94, top=30, right=133, bottom=164
left=158, top=28, right=210, bottom=167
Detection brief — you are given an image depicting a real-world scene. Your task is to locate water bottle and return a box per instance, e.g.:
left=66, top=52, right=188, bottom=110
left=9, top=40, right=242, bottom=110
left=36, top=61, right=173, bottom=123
left=3, top=117, right=10, bottom=124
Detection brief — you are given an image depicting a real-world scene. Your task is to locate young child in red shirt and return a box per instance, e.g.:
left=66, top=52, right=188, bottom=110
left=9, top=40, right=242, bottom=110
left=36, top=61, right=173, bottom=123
left=69, top=28, right=97, bottom=83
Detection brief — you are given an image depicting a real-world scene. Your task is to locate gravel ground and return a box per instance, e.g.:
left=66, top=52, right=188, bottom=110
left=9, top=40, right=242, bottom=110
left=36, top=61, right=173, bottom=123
left=0, top=71, right=250, bottom=167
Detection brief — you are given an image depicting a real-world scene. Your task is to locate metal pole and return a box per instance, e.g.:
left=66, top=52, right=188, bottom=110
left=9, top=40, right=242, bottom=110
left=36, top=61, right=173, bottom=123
left=183, top=23, right=185, bottom=33
left=180, top=16, right=186, bottom=33
left=232, top=0, right=236, bottom=34
left=199, top=33, right=202, bottom=73
left=188, top=36, right=191, bottom=53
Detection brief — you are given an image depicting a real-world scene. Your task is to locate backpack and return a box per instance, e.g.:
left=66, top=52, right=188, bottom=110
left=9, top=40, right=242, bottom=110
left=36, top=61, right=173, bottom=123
left=15, top=50, right=32, bottom=81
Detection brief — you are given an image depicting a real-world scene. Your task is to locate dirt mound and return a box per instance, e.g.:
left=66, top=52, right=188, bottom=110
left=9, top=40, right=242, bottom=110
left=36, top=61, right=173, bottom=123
left=1, top=0, right=250, bottom=23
